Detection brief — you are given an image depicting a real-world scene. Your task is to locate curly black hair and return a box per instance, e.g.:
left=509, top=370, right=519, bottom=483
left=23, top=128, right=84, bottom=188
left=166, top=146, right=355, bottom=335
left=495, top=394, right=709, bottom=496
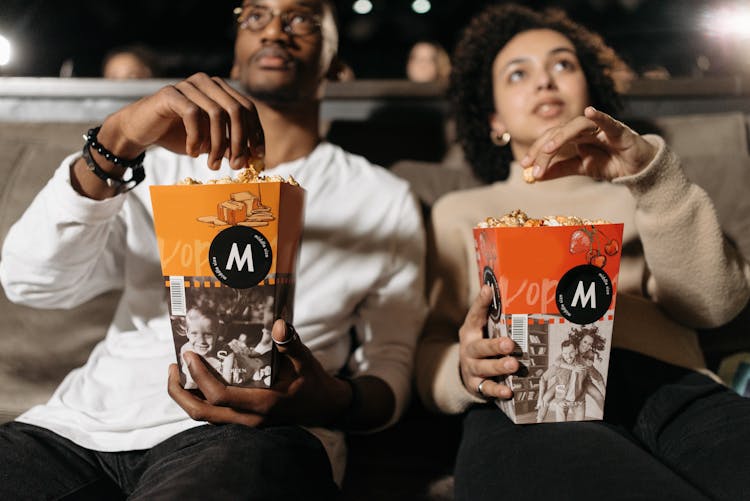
left=450, top=3, right=625, bottom=184
left=567, top=325, right=607, bottom=361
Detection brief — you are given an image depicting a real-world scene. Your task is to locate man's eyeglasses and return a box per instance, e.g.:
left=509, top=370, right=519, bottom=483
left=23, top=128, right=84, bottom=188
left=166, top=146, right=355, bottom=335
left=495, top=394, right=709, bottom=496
left=233, top=5, right=322, bottom=36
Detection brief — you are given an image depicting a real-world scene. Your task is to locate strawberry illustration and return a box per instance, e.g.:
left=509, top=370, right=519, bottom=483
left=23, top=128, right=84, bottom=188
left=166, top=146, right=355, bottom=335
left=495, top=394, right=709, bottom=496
left=569, top=230, right=591, bottom=254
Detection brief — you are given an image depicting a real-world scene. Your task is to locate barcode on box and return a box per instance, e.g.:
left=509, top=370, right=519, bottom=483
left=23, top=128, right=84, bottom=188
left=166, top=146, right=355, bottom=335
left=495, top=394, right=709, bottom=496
left=169, top=276, right=186, bottom=316
left=511, top=314, right=528, bottom=353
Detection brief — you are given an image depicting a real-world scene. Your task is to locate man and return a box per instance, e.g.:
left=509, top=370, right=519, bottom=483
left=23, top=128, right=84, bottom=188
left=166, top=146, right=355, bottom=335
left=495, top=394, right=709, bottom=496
left=0, top=0, right=426, bottom=498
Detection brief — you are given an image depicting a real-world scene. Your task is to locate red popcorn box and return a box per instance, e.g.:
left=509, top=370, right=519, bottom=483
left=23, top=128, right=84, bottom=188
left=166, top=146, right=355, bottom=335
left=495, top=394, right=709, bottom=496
left=474, top=212, right=624, bottom=424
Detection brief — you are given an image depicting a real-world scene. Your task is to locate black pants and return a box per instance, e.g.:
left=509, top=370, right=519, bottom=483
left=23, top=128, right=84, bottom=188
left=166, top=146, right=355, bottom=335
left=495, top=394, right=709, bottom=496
left=0, top=421, right=339, bottom=500
left=455, top=348, right=750, bottom=501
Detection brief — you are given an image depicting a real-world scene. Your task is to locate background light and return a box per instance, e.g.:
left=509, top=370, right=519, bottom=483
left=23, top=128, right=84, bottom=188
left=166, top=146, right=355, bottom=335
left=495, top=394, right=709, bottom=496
left=353, top=0, right=373, bottom=15
left=411, top=0, right=431, bottom=14
left=703, top=6, right=750, bottom=38
left=0, top=34, right=11, bottom=66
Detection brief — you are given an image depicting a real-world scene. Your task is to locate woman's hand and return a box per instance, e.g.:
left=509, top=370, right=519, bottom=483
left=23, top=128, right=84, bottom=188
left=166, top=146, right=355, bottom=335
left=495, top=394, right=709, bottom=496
left=520, top=106, right=657, bottom=182
left=458, top=285, right=520, bottom=400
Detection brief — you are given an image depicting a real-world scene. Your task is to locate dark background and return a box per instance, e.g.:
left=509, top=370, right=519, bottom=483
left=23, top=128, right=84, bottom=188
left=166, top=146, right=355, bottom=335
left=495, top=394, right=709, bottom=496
left=0, top=0, right=748, bottom=79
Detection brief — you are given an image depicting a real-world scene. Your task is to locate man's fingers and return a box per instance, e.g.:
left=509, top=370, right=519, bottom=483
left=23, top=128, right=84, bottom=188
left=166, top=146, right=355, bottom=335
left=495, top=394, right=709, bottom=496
left=157, top=85, right=208, bottom=157
left=188, top=74, right=251, bottom=169
left=212, top=77, right=266, bottom=163
left=272, top=320, right=313, bottom=374
left=182, top=351, right=232, bottom=405
left=174, top=79, right=228, bottom=169
left=168, top=364, right=264, bottom=426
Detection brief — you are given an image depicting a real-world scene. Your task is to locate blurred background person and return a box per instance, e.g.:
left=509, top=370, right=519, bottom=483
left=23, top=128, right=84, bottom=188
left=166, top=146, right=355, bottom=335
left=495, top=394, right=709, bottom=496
left=101, top=44, right=160, bottom=79
left=405, top=40, right=451, bottom=85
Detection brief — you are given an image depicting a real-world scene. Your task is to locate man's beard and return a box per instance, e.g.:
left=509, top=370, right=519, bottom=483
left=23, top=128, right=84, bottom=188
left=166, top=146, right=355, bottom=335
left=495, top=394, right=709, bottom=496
left=244, top=82, right=300, bottom=106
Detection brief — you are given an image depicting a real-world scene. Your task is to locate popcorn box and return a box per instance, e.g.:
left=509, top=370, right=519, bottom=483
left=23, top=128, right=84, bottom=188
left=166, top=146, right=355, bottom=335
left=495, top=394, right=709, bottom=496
left=474, top=217, right=624, bottom=424
left=151, top=181, right=304, bottom=389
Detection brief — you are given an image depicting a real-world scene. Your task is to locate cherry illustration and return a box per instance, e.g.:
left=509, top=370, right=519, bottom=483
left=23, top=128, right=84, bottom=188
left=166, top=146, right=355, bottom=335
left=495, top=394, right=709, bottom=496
left=604, top=239, right=620, bottom=256
left=590, top=254, right=607, bottom=268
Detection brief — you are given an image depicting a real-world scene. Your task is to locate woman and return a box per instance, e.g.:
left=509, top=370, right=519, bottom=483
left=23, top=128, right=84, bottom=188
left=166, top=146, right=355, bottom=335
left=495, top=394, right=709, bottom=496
left=415, top=4, right=750, bottom=500
left=406, top=40, right=452, bottom=85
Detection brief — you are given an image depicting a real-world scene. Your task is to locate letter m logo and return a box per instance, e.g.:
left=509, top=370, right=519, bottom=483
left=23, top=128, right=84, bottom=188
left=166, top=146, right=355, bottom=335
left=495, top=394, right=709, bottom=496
left=226, top=243, right=254, bottom=272
left=571, top=281, right=596, bottom=309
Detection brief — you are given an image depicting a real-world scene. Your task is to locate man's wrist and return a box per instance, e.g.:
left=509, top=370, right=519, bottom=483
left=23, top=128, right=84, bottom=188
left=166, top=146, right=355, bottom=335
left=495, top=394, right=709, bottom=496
left=332, top=376, right=360, bottom=430
left=96, top=116, right=147, bottom=161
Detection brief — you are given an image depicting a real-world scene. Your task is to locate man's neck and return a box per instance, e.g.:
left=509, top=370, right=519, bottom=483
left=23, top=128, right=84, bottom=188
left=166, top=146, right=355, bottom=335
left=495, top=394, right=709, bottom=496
left=255, top=100, right=322, bottom=170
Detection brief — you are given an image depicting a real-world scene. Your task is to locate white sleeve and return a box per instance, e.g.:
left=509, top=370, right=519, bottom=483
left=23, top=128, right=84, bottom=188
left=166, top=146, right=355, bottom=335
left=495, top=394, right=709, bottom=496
left=0, top=153, right=127, bottom=309
left=350, top=188, right=427, bottom=430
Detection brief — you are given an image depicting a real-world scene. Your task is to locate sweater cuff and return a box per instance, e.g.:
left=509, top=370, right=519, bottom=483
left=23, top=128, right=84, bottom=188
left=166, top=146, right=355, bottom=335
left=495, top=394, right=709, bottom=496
left=611, top=135, right=692, bottom=212
left=433, top=343, right=487, bottom=414
left=50, top=152, right=127, bottom=224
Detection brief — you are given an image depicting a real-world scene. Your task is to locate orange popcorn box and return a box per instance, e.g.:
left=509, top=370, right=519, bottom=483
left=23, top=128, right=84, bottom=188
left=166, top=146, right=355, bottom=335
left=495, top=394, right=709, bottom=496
left=150, top=182, right=304, bottom=390
left=474, top=221, right=624, bottom=424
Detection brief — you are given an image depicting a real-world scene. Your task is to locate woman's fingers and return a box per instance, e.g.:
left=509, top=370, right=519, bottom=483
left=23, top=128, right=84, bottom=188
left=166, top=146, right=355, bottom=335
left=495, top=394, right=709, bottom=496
left=521, top=115, right=598, bottom=176
left=584, top=106, right=625, bottom=139
left=473, top=377, right=513, bottom=400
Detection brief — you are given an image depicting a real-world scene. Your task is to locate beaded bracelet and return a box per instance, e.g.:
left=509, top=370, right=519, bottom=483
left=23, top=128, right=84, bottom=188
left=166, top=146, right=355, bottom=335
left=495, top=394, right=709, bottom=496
left=83, top=126, right=145, bottom=168
left=82, top=126, right=146, bottom=193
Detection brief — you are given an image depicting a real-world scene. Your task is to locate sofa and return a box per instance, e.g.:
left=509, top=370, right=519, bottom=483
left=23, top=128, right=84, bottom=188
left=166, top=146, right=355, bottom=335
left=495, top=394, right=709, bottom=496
left=1, top=102, right=750, bottom=499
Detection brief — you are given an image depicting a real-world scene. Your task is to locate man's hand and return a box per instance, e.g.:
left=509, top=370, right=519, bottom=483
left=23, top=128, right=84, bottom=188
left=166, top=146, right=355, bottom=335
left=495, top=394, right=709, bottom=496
left=168, top=319, right=352, bottom=428
left=72, top=73, right=265, bottom=200
left=107, top=73, right=265, bottom=170
left=458, top=284, right=519, bottom=400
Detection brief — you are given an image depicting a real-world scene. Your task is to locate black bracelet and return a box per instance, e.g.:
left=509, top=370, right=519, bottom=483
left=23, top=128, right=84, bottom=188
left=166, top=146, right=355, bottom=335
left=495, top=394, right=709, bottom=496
left=83, top=126, right=145, bottom=168
left=81, top=143, right=146, bottom=193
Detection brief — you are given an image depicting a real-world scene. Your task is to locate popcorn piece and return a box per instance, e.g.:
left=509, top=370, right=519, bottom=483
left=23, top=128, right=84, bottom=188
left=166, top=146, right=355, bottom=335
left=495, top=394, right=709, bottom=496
left=523, top=167, right=536, bottom=184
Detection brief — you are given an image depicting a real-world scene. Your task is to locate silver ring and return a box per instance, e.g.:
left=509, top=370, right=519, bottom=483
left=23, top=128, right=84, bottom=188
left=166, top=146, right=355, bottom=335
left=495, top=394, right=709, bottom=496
left=477, top=378, right=489, bottom=398
left=274, top=324, right=299, bottom=346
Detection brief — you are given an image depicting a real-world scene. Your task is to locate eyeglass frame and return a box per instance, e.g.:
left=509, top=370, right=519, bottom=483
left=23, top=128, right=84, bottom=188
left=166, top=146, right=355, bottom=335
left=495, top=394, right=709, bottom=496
left=233, top=4, right=323, bottom=36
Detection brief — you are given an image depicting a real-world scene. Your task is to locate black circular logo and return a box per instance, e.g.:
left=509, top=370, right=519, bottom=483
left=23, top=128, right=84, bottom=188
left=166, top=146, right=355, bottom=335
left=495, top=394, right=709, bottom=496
left=483, top=266, right=502, bottom=322
left=555, top=264, right=613, bottom=325
left=208, top=226, right=272, bottom=288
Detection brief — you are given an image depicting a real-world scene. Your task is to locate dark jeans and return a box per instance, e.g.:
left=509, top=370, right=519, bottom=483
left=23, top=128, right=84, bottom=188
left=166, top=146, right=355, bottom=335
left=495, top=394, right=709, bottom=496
left=0, top=422, right=339, bottom=500
left=455, top=348, right=750, bottom=501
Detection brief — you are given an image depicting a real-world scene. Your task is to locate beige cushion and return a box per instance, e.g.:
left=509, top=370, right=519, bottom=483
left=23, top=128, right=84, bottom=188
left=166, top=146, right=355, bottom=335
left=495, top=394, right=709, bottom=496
left=652, top=112, right=748, bottom=159
left=681, top=154, right=750, bottom=260
left=0, top=122, right=119, bottom=423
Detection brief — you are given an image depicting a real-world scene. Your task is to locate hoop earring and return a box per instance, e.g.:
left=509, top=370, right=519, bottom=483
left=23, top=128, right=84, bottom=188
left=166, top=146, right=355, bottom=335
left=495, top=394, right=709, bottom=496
left=490, top=130, right=511, bottom=147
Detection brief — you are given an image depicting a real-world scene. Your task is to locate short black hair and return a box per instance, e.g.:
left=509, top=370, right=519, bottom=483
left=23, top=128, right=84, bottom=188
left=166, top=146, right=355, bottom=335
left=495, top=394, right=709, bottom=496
left=450, top=3, right=624, bottom=184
